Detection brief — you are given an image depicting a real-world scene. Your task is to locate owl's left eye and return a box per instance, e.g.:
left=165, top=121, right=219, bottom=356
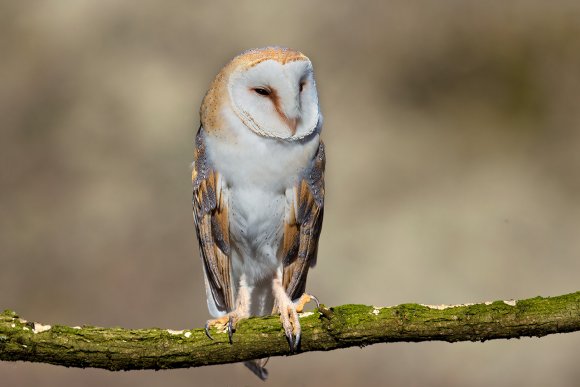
left=253, top=87, right=271, bottom=96
left=299, top=82, right=305, bottom=92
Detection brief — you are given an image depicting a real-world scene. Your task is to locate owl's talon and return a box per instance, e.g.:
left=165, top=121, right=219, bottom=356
left=310, top=294, right=320, bottom=309
left=294, top=293, right=320, bottom=313
left=285, top=330, right=294, bottom=351
left=204, top=321, right=214, bottom=340
left=227, top=316, right=234, bottom=344
left=204, top=315, right=236, bottom=342
left=294, top=331, right=301, bottom=351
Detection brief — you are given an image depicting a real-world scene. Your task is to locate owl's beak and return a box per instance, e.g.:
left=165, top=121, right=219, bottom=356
left=287, top=117, right=299, bottom=135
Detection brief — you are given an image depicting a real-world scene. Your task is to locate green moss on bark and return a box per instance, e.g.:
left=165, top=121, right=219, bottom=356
left=1, top=292, right=579, bottom=370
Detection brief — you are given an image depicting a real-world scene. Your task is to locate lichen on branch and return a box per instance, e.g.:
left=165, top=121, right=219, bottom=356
left=1, top=291, right=579, bottom=370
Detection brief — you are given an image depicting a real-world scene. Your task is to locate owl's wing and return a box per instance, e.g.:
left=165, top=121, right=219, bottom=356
left=192, top=127, right=233, bottom=315
left=281, top=141, right=325, bottom=301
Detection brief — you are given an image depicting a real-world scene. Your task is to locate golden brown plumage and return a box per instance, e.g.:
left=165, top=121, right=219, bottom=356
left=192, top=130, right=233, bottom=313
left=281, top=143, right=325, bottom=301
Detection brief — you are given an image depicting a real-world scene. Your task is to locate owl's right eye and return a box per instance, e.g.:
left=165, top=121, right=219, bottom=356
left=253, top=87, right=271, bottom=96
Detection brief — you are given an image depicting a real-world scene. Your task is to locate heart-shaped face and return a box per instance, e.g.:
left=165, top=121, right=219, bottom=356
left=227, top=54, right=320, bottom=140
left=201, top=47, right=321, bottom=141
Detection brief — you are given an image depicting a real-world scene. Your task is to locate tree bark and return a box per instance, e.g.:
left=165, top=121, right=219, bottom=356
left=1, top=291, right=579, bottom=370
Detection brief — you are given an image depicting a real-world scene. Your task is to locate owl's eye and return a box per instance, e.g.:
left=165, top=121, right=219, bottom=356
left=299, top=82, right=305, bottom=92
left=253, top=87, right=271, bottom=96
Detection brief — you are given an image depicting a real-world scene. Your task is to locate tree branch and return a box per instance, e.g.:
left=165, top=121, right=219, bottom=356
left=1, top=291, right=579, bottom=370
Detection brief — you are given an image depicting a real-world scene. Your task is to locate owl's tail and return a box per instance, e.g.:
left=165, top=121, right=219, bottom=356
left=244, top=358, right=269, bottom=381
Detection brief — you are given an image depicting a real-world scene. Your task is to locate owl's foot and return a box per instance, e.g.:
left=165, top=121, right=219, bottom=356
left=205, top=277, right=252, bottom=343
left=294, top=293, right=320, bottom=313
left=290, top=293, right=319, bottom=350
left=278, top=298, right=299, bottom=352
left=204, top=312, right=241, bottom=344
left=275, top=290, right=319, bottom=352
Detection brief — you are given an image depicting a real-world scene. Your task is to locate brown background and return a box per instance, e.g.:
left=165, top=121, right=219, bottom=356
left=1, top=1, right=580, bottom=386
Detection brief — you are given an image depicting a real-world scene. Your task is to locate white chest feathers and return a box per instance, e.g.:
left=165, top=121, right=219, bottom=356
left=205, top=107, right=320, bottom=192
left=203, top=113, right=320, bottom=287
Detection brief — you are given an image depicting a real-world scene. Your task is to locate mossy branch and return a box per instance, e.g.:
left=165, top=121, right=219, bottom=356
left=1, top=291, right=579, bottom=370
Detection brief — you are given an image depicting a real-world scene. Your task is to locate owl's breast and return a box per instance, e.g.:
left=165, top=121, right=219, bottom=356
left=203, top=113, right=320, bottom=192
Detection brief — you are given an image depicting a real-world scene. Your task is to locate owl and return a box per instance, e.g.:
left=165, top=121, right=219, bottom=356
left=192, top=47, right=325, bottom=380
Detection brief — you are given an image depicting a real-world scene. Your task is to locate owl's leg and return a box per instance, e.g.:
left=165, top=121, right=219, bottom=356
left=205, top=275, right=251, bottom=343
left=272, top=277, right=318, bottom=352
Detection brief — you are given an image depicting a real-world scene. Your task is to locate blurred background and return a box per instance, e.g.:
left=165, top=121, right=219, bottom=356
left=1, top=1, right=580, bottom=386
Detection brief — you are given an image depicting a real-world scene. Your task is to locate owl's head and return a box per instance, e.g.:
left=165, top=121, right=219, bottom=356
left=201, top=47, right=321, bottom=140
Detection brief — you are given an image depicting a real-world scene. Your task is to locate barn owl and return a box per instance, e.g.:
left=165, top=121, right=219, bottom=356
left=192, top=47, right=325, bottom=380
